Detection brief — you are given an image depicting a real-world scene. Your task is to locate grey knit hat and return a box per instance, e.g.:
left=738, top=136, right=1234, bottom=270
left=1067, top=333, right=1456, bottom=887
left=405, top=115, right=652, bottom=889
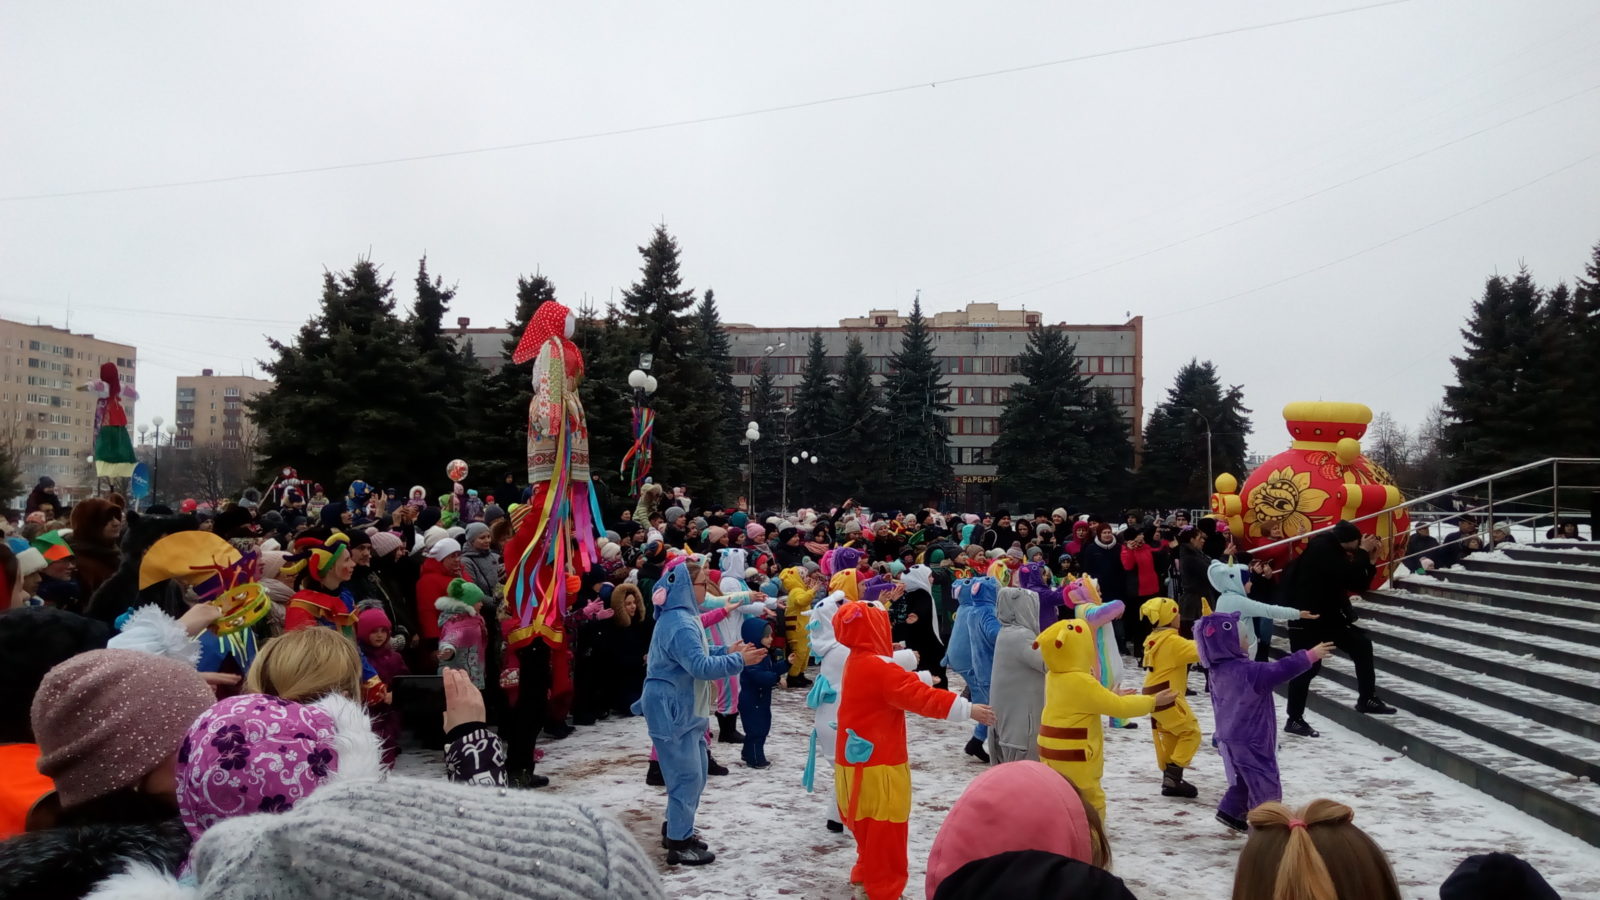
left=190, top=777, right=666, bottom=899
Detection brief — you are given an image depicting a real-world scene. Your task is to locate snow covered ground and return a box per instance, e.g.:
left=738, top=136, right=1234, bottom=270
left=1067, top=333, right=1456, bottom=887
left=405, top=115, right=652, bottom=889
left=397, top=665, right=1600, bottom=899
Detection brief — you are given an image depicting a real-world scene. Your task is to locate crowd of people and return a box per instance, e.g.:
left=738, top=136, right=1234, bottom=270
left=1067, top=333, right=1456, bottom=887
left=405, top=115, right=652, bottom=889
left=0, top=474, right=1571, bottom=899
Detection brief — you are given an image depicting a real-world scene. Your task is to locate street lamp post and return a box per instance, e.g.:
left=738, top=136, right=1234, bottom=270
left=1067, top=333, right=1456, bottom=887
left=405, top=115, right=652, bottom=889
left=1189, top=407, right=1214, bottom=513
left=623, top=365, right=660, bottom=496
left=142, top=417, right=176, bottom=506
left=783, top=449, right=818, bottom=513
left=743, top=420, right=761, bottom=510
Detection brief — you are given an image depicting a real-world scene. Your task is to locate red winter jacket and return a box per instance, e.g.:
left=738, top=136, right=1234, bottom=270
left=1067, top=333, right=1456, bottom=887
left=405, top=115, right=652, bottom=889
left=415, top=557, right=455, bottom=639
left=1119, top=542, right=1160, bottom=598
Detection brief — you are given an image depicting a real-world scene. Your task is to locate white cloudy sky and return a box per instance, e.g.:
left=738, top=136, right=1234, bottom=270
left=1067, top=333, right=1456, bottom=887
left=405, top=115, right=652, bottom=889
left=4, top=1, right=1598, bottom=455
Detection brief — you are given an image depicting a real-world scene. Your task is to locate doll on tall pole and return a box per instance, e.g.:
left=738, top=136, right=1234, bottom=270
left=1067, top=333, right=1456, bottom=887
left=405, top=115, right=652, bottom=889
left=499, top=299, right=605, bottom=787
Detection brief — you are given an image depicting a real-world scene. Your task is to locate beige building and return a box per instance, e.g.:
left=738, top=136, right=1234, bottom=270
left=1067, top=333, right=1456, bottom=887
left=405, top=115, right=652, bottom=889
left=0, top=318, right=137, bottom=502
left=175, top=370, right=270, bottom=451
left=726, top=303, right=1144, bottom=509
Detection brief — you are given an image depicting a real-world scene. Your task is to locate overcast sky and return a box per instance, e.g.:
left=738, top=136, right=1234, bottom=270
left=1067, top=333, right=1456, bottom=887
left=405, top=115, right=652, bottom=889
left=4, top=1, right=1598, bottom=458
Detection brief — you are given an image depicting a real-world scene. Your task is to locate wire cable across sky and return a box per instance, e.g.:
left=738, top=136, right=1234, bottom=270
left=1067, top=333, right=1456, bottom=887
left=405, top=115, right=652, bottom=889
left=0, top=0, right=1414, bottom=203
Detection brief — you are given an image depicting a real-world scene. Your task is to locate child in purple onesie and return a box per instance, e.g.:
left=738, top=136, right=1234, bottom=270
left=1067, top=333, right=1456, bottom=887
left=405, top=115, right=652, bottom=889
left=1195, top=610, right=1333, bottom=832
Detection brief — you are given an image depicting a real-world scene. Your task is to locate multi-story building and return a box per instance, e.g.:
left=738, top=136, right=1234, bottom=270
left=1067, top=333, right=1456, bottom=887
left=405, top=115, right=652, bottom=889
left=447, top=302, right=1143, bottom=509
left=175, top=370, right=270, bottom=451
left=0, top=318, right=137, bottom=502
left=725, top=303, right=1143, bottom=509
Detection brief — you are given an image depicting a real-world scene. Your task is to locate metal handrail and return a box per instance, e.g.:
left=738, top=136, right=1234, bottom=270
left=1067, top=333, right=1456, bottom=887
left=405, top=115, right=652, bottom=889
left=1248, top=457, right=1600, bottom=556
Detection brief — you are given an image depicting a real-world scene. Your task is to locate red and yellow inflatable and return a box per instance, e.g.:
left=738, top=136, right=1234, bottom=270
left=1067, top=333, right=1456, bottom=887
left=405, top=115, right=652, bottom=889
left=1213, top=402, right=1408, bottom=588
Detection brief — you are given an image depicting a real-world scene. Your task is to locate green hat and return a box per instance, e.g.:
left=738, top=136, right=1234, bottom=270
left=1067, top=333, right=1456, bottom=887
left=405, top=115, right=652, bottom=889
left=447, top=577, right=485, bottom=607
left=33, top=530, right=73, bottom=563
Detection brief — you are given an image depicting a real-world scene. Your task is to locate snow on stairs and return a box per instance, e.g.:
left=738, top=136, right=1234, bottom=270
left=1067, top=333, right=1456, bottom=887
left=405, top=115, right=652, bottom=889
left=1271, top=541, right=1600, bottom=847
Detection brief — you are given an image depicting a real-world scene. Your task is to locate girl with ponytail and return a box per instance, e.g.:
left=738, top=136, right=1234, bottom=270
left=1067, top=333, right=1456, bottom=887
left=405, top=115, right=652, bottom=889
left=1232, top=799, right=1401, bottom=900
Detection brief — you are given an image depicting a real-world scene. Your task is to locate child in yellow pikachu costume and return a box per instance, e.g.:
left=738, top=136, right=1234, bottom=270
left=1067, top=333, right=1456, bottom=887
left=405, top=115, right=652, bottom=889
left=1140, top=597, right=1201, bottom=799
left=780, top=566, right=818, bottom=686
left=1035, top=618, right=1175, bottom=821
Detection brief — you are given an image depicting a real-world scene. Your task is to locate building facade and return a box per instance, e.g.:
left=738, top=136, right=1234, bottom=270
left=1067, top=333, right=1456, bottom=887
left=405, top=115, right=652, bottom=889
left=175, top=370, right=270, bottom=451
left=0, top=318, right=137, bottom=502
left=726, top=303, right=1143, bottom=509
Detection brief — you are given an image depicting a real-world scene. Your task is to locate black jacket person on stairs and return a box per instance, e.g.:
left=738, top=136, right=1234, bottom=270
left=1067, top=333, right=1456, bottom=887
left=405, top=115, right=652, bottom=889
left=1282, top=520, right=1395, bottom=737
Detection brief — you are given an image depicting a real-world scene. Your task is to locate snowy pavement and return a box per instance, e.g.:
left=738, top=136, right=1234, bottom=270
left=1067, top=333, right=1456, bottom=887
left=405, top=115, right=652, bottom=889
left=398, top=668, right=1600, bottom=899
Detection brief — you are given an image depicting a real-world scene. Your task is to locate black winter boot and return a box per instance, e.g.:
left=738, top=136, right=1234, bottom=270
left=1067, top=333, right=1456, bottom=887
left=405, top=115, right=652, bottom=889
left=665, top=836, right=716, bottom=865
left=706, top=751, right=729, bottom=776
left=1216, top=810, right=1249, bottom=833
left=964, top=737, right=990, bottom=763
left=645, top=759, right=665, bottom=786
left=1161, top=762, right=1199, bottom=798
left=716, top=713, right=745, bottom=743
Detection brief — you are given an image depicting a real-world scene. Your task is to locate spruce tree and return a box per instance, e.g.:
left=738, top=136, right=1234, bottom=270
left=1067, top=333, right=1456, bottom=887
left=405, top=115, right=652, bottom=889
left=691, top=289, right=741, bottom=503
left=1079, top=385, right=1134, bottom=509
left=251, top=259, right=430, bottom=489
left=746, top=359, right=784, bottom=509
left=1444, top=269, right=1544, bottom=480
left=991, top=325, right=1094, bottom=509
left=882, top=296, right=953, bottom=508
left=1137, top=359, right=1252, bottom=508
left=466, top=273, right=556, bottom=490
left=618, top=225, right=715, bottom=500
left=406, top=257, right=482, bottom=489
left=826, top=337, right=887, bottom=504
left=791, top=331, right=836, bottom=503
left=573, top=301, right=635, bottom=514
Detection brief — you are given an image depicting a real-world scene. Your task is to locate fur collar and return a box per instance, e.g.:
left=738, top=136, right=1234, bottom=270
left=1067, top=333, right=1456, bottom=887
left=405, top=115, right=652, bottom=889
left=435, top=596, right=479, bottom=617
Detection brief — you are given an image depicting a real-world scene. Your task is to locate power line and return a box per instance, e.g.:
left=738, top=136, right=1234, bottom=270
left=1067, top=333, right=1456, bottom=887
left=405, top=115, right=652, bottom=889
left=0, top=0, right=1413, bottom=203
left=984, top=79, right=1600, bottom=304
left=1152, top=146, right=1600, bottom=320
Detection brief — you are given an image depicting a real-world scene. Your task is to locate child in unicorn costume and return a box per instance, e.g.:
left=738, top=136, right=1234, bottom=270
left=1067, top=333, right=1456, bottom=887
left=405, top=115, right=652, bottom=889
left=700, top=547, right=777, bottom=743
left=1068, top=576, right=1132, bottom=728
left=804, top=588, right=919, bottom=832
left=1208, top=559, right=1313, bottom=658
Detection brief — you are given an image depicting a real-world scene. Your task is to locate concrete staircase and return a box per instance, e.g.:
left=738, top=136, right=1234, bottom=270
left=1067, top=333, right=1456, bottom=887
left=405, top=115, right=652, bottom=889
left=1270, top=542, right=1600, bottom=847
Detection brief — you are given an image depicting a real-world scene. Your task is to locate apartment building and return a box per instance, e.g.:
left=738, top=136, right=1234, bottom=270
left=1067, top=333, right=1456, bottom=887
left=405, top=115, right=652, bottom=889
left=175, top=370, right=270, bottom=450
left=726, top=303, right=1143, bottom=509
left=0, top=318, right=137, bottom=501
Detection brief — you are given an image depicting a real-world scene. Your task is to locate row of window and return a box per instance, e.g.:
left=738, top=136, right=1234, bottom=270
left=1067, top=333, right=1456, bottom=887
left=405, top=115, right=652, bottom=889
left=29, top=446, right=76, bottom=457
left=733, top=355, right=1135, bottom=377
left=10, top=340, right=134, bottom=370
left=952, top=387, right=1011, bottom=406
left=25, top=429, right=76, bottom=442
left=948, top=417, right=1001, bottom=435
left=949, top=446, right=993, bottom=465
left=736, top=385, right=1135, bottom=412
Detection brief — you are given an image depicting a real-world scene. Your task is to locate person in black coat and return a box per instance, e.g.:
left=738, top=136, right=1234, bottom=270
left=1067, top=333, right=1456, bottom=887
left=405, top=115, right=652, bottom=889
left=602, top=584, right=652, bottom=716
left=1406, top=523, right=1441, bottom=569
left=1282, top=521, right=1395, bottom=737
left=892, top=566, right=947, bottom=688
left=1176, top=528, right=1214, bottom=637
left=1078, top=524, right=1127, bottom=609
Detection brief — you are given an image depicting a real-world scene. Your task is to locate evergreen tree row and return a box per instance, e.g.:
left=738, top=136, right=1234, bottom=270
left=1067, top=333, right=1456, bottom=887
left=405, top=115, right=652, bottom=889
left=249, top=226, right=1152, bottom=515
left=1443, top=241, right=1600, bottom=481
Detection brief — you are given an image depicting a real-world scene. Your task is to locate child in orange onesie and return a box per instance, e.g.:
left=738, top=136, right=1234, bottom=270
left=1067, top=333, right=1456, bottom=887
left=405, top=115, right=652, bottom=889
left=832, top=602, right=995, bottom=900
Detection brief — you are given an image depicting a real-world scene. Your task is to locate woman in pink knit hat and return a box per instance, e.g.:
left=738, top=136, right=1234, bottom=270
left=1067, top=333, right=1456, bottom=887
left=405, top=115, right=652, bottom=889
left=924, top=760, right=1129, bottom=899
left=0, top=648, right=217, bottom=898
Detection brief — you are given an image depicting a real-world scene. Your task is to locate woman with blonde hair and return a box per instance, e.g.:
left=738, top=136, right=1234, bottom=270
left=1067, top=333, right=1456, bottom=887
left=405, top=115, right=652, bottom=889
left=1233, top=798, right=1401, bottom=900
left=245, top=625, right=363, bottom=704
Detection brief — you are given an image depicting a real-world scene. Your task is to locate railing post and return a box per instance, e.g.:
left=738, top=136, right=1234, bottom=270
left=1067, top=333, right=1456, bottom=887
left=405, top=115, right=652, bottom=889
left=1552, top=459, right=1560, bottom=532
left=1487, top=477, right=1494, bottom=533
